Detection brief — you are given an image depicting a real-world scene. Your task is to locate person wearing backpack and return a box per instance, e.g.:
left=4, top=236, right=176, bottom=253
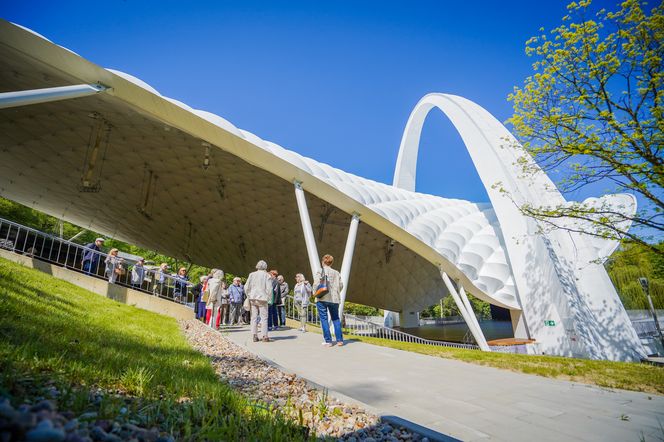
left=313, top=254, right=344, bottom=347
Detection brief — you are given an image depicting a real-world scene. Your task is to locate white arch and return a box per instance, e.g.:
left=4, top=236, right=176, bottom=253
left=392, top=93, right=645, bottom=361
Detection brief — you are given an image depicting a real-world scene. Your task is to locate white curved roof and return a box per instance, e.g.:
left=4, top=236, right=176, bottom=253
left=93, top=51, right=520, bottom=309
left=0, top=20, right=519, bottom=309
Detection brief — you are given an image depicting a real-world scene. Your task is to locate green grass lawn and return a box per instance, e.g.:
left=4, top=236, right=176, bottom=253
left=354, top=336, right=664, bottom=395
left=0, top=257, right=309, bottom=440
left=287, top=319, right=664, bottom=395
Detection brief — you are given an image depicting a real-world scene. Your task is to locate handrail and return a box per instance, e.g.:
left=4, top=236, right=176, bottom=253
left=284, top=296, right=479, bottom=350
left=0, top=216, right=194, bottom=308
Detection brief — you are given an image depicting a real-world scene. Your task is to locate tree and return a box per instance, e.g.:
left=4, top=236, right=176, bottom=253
left=507, top=0, right=663, bottom=256
left=420, top=295, right=492, bottom=320
left=0, top=196, right=215, bottom=281
left=605, top=241, right=664, bottom=309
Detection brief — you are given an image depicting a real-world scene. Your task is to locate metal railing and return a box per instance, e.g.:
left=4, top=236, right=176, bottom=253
left=0, top=217, right=195, bottom=308
left=284, top=297, right=479, bottom=350
left=284, top=295, right=322, bottom=326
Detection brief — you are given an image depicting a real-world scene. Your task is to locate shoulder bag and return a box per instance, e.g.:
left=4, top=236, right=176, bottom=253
left=314, top=269, right=329, bottom=299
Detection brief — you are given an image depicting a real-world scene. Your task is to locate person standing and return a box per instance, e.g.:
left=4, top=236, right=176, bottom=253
left=277, top=275, right=289, bottom=327
left=293, top=273, right=312, bottom=332
left=268, top=270, right=280, bottom=330
left=314, top=254, right=344, bottom=347
left=206, top=269, right=224, bottom=330
left=218, top=279, right=230, bottom=326
left=130, top=258, right=146, bottom=290
left=173, top=267, right=189, bottom=303
left=245, top=260, right=272, bottom=342
left=81, top=238, right=104, bottom=275
left=193, top=275, right=208, bottom=321
left=228, top=277, right=245, bottom=325
left=104, top=248, right=121, bottom=284
left=152, top=263, right=169, bottom=296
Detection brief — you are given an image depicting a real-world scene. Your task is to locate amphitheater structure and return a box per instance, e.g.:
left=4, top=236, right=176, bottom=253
left=0, top=20, right=645, bottom=361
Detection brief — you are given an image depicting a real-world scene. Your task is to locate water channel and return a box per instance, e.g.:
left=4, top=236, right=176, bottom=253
left=402, top=320, right=514, bottom=343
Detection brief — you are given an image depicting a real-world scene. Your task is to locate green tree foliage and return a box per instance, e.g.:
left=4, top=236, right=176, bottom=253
left=343, top=302, right=382, bottom=316
left=0, top=197, right=222, bottom=282
left=606, top=241, right=664, bottom=309
left=420, top=294, right=492, bottom=320
left=508, top=0, right=663, bottom=255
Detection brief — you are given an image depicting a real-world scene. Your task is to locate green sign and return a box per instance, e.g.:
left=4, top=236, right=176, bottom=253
left=544, top=320, right=556, bottom=326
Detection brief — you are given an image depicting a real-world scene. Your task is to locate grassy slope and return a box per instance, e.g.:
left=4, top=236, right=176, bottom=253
left=0, top=257, right=307, bottom=440
left=287, top=319, right=664, bottom=395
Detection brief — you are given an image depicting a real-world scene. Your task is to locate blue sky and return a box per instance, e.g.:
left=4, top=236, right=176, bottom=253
left=3, top=0, right=622, bottom=203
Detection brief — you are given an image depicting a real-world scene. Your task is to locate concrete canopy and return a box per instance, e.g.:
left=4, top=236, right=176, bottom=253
left=0, top=21, right=518, bottom=317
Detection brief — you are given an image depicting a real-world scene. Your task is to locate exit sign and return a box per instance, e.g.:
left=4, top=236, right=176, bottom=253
left=544, top=320, right=556, bottom=326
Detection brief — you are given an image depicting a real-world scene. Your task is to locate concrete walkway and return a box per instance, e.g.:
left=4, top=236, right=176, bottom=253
left=222, top=324, right=664, bottom=442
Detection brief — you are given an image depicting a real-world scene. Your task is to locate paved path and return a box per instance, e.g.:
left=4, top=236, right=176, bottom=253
left=222, top=324, right=664, bottom=441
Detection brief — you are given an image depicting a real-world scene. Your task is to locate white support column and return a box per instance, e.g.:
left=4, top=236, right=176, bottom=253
left=441, top=270, right=490, bottom=351
left=459, top=286, right=490, bottom=350
left=338, top=213, right=360, bottom=319
left=294, top=180, right=321, bottom=279
left=0, top=84, right=108, bottom=109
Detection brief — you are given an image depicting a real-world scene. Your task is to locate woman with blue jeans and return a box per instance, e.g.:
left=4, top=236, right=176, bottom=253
left=314, top=254, right=344, bottom=347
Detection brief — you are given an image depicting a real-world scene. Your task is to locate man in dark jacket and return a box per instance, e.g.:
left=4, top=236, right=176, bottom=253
left=81, top=238, right=104, bottom=275
left=277, top=275, right=289, bottom=327
left=268, top=270, right=280, bottom=330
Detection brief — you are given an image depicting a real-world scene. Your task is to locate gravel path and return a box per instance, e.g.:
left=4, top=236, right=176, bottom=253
left=181, top=319, right=427, bottom=441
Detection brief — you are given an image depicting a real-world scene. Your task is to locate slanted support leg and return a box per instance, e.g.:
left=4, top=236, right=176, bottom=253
left=294, top=180, right=321, bottom=279
left=0, top=84, right=108, bottom=109
left=441, top=270, right=491, bottom=351
left=294, top=181, right=333, bottom=339
left=339, top=213, right=360, bottom=319
left=459, top=286, right=490, bottom=350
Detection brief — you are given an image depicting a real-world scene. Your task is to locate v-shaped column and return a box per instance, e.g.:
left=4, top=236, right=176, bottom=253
left=294, top=181, right=360, bottom=321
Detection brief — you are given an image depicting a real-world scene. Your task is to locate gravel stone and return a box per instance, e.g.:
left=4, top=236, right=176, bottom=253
left=180, top=319, right=423, bottom=440
left=25, top=424, right=65, bottom=442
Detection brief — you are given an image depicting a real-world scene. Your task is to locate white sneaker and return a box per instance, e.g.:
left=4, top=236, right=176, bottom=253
left=321, top=342, right=332, bottom=347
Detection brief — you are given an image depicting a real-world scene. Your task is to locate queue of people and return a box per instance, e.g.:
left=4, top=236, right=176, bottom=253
left=81, top=238, right=192, bottom=300
left=81, top=238, right=345, bottom=347
left=193, top=254, right=344, bottom=347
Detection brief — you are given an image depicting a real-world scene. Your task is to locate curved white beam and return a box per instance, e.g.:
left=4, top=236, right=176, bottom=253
left=392, top=93, right=645, bottom=361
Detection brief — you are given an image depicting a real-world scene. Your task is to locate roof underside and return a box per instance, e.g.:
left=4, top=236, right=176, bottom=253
left=0, top=21, right=520, bottom=312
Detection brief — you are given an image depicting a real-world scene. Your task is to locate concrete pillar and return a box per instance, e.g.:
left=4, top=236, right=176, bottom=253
left=338, top=213, right=360, bottom=319
left=399, top=310, right=420, bottom=329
